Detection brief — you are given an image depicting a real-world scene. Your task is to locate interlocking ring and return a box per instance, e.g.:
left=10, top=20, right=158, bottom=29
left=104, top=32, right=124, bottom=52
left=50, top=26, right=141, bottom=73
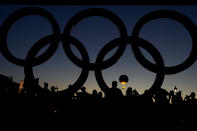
left=0, top=7, right=61, bottom=66
left=132, top=10, right=197, bottom=74
left=62, top=8, right=128, bottom=70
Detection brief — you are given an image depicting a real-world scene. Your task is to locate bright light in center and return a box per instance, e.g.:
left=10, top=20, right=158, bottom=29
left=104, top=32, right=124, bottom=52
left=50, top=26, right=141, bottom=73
left=120, top=81, right=127, bottom=85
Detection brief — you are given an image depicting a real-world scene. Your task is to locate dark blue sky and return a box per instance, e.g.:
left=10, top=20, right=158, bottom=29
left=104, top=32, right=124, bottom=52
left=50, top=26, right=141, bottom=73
left=0, top=5, right=197, bottom=96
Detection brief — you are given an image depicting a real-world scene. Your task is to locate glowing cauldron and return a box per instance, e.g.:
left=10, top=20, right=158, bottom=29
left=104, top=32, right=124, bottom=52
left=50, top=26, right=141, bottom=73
left=119, top=75, right=129, bottom=89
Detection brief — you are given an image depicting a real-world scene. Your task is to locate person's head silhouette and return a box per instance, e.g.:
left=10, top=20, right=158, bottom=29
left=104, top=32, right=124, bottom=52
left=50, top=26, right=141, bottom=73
left=92, top=90, right=97, bottom=96
left=44, top=82, right=48, bottom=89
left=169, top=90, right=174, bottom=96
left=68, top=85, right=73, bottom=89
left=112, top=81, right=117, bottom=88
left=51, top=86, right=55, bottom=92
left=98, top=92, right=103, bottom=98
left=126, top=87, right=132, bottom=96
left=81, top=86, right=86, bottom=92
left=177, top=91, right=182, bottom=96
left=190, top=92, right=196, bottom=99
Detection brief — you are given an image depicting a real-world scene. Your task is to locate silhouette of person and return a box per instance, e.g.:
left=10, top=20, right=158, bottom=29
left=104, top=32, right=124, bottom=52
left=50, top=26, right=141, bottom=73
left=110, top=81, right=123, bottom=96
left=169, top=90, right=175, bottom=104
left=141, top=90, right=153, bottom=104
left=51, top=86, right=58, bottom=96
left=90, top=90, right=98, bottom=103
left=107, top=81, right=124, bottom=104
left=190, top=92, right=196, bottom=100
left=98, top=91, right=103, bottom=103
left=92, top=90, right=98, bottom=97
left=63, top=85, right=75, bottom=104
left=125, top=87, right=136, bottom=104
left=44, top=82, right=49, bottom=91
left=24, top=77, right=43, bottom=96
left=126, top=87, right=133, bottom=97
left=77, top=86, right=90, bottom=104
left=154, top=88, right=169, bottom=104
left=173, top=91, right=183, bottom=104
left=43, top=82, right=50, bottom=96
left=188, top=92, right=196, bottom=104
left=92, top=89, right=97, bottom=96
left=184, top=95, right=190, bottom=102
left=132, top=89, right=139, bottom=97
left=51, top=86, right=55, bottom=93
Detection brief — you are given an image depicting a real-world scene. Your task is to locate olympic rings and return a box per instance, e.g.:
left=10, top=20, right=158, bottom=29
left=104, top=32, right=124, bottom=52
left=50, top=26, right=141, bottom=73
left=0, top=7, right=61, bottom=66
left=132, top=10, right=197, bottom=74
left=0, top=7, right=196, bottom=94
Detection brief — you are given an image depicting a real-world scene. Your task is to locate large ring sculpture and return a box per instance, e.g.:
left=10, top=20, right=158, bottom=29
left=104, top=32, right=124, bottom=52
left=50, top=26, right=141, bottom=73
left=0, top=7, right=196, bottom=95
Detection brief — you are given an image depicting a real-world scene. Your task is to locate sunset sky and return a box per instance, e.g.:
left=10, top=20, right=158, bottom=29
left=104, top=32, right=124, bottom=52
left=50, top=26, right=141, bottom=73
left=0, top=5, right=197, bottom=96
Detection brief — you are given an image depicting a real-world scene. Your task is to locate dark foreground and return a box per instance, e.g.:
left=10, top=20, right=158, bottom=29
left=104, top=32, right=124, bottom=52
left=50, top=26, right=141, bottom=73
left=0, top=98, right=196, bottom=130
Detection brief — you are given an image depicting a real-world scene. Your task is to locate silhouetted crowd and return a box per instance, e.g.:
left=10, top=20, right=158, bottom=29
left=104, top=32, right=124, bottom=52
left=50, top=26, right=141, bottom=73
left=1, top=74, right=197, bottom=105
left=1, top=74, right=197, bottom=129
